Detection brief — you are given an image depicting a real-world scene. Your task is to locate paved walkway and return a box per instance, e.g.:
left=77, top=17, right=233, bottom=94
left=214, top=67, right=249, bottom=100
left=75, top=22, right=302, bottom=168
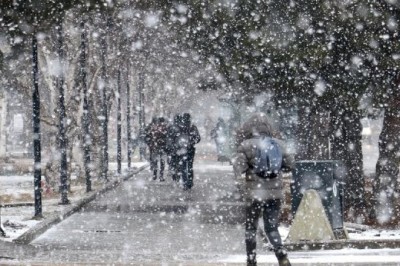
left=30, top=161, right=247, bottom=264
left=2, top=160, right=400, bottom=265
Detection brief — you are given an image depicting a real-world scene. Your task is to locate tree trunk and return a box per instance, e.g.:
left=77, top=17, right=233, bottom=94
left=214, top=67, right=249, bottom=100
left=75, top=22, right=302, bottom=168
left=330, top=107, right=364, bottom=220
left=100, top=16, right=109, bottom=180
left=0, top=92, right=8, bottom=157
left=32, top=32, right=42, bottom=218
left=138, top=71, right=146, bottom=160
left=80, top=17, right=92, bottom=192
left=372, top=86, right=400, bottom=225
left=117, top=68, right=122, bottom=174
left=126, top=63, right=132, bottom=168
left=56, top=19, right=70, bottom=205
left=295, top=104, right=330, bottom=161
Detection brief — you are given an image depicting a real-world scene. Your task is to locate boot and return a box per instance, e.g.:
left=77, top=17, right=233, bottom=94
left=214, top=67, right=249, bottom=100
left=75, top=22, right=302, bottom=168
left=246, top=254, right=257, bottom=266
left=275, top=247, right=291, bottom=266
left=153, top=169, right=157, bottom=180
left=246, top=230, right=257, bottom=266
left=278, top=257, right=291, bottom=266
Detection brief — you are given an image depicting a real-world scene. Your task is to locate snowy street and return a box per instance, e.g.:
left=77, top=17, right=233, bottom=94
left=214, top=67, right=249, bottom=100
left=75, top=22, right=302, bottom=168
left=0, top=160, right=397, bottom=265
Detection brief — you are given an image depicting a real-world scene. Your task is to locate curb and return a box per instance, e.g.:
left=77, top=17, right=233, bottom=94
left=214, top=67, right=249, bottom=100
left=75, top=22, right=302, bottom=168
left=13, top=164, right=148, bottom=245
left=0, top=239, right=37, bottom=260
left=284, top=239, right=400, bottom=251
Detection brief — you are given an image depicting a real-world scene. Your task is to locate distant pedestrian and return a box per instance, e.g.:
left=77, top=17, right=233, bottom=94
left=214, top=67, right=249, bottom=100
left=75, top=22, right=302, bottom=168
left=145, top=117, right=169, bottom=181
left=144, top=117, right=157, bottom=171
left=233, top=113, right=293, bottom=266
left=210, top=117, right=228, bottom=161
left=174, top=113, right=201, bottom=190
left=184, top=113, right=201, bottom=188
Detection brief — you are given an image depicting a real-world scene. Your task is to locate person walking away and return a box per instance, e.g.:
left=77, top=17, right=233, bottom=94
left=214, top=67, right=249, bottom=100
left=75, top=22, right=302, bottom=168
left=232, top=113, right=293, bottom=266
left=210, top=118, right=228, bottom=162
left=166, top=114, right=182, bottom=181
left=144, top=117, right=157, bottom=173
left=146, top=117, right=168, bottom=181
left=185, top=113, right=201, bottom=189
left=175, top=113, right=201, bottom=190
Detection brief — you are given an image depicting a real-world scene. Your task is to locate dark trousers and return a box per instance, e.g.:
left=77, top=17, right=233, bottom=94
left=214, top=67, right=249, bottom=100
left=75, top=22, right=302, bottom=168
left=187, top=148, right=195, bottom=185
left=150, top=150, right=165, bottom=180
left=169, top=153, right=179, bottom=181
left=177, top=155, right=190, bottom=189
left=245, top=199, right=282, bottom=261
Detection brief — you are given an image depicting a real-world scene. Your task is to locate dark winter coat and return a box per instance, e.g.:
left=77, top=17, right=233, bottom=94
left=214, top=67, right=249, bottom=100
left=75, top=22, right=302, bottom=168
left=233, top=113, right=294, bottom=201
left=189, top=125, right=201, bottom=147
left=145, top=120, right=168, bottom=153
left=170, top=120, right=201, bottom=156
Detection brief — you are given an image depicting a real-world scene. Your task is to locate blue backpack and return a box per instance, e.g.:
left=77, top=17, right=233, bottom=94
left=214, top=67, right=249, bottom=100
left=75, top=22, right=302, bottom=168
left=253, top=137, right=283, bottom=178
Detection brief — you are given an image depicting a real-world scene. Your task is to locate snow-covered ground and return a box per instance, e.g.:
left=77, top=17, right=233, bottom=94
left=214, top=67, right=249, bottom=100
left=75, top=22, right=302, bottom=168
left=220, top=249, right=400, bottom=265
left=0, top=146, right=397, bottom=245
left=2, top=158, right=400, bottom=265
left=0, top=175, right=33, bottom=203
left=1, top=206, right=41, bottom=241
left=0, top=162, right=147, bottom=242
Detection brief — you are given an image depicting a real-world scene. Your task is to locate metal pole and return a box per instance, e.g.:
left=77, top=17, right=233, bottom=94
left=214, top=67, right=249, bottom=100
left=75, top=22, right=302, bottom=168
left=32, top=33, right=43, bottom=217
left=57, top=20, right=69, bottom=205
left=126, top=63, right=132, bottom=169
left=80, top=18, right=92, bottom=192
left=117, top=68, right=122, bottom=174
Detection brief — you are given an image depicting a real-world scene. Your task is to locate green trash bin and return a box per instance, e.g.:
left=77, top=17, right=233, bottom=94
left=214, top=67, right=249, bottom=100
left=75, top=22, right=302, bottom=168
left=291, top=160, right=346, bottom=238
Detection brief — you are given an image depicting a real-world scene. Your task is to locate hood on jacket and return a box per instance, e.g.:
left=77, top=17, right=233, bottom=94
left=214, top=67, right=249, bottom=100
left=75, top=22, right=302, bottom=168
left=235, top=113, right=280, bottom=145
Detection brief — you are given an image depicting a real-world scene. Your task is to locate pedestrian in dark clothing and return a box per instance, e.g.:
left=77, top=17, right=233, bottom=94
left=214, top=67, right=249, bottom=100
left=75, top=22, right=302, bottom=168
left=233, top=113, right=293, bottom=266
left=174, top=113, right=201, bottom=190
left=184, top=113, right=201, bottom=188
left=144, top=117, right=157, bottom=172
left=145, top=117, right=169, bottom=181
left=166, top=114, right=182, bottom=181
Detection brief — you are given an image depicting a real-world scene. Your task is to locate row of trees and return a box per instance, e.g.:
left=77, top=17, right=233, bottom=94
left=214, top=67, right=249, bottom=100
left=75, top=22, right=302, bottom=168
left=1, top=1, right=213, bottom=217
left=2, top=0, right=113, bottom=215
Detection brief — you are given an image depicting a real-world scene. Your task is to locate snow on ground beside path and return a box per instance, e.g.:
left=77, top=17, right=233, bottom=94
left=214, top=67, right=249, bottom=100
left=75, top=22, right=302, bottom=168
left=0, top=162, right=147, bottom=242
left=0, top=175, right=33, bottom=184
left=0, top=175, right=33, bottom=192
left=279, top=225, right=400, bottom=242
left=0, top=175, right=33, bottom=203
left=219, top=249, right=400, bottom=264
left=349, top=229, right=400, bottom=240
left=1, top=206, right=40, bottom=242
